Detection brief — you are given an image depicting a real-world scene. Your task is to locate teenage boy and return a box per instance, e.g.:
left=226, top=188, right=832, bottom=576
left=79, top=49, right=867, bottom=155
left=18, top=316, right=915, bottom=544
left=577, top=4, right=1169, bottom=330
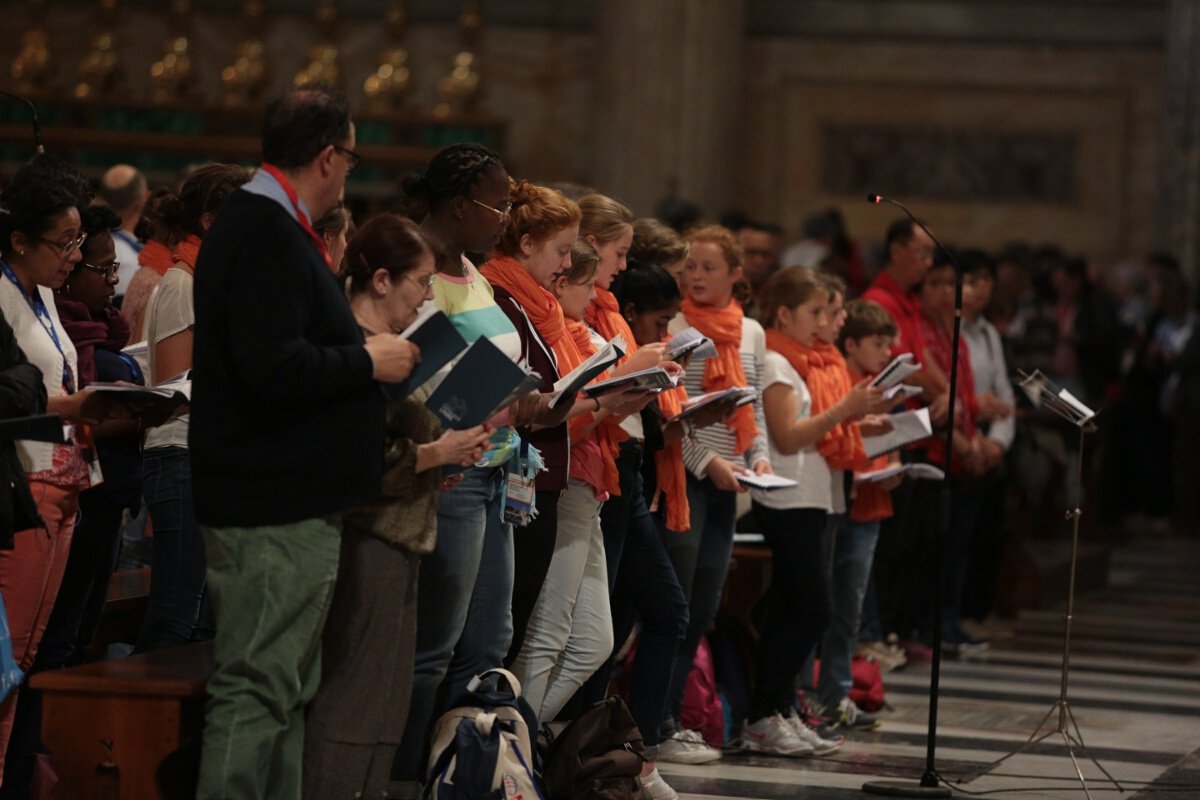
left=814, top=299, right=904, bottom=730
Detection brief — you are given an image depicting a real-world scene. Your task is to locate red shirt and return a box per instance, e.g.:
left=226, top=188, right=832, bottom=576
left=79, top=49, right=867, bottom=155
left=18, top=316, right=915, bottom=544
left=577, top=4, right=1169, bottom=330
left=862, top=271, right=924, bottom=362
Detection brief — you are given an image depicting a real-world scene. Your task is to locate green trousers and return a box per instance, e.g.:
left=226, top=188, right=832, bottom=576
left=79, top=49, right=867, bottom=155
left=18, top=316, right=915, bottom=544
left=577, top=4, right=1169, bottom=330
left=196, top=515, right=341, bottom=800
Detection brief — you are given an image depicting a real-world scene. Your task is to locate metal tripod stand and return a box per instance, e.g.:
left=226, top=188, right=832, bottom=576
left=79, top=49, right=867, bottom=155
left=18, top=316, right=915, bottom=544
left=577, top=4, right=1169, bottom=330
left=978, top=372, right=1123, bottom=799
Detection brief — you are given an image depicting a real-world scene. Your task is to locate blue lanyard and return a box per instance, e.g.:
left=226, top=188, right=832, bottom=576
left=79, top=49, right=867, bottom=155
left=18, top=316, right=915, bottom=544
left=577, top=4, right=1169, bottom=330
left=0, top=259, right=75, bottom=393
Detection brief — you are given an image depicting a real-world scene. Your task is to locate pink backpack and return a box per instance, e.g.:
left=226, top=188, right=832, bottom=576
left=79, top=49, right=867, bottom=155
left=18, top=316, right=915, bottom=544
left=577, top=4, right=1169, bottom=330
left=680, top=637, right=725, bottom=746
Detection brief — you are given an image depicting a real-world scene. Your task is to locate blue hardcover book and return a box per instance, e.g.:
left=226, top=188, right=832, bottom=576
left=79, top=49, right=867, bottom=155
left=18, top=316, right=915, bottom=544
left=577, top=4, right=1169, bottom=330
left=425, top=337, right=537, bottom=429
left=385, top=307, right=469, bottom=400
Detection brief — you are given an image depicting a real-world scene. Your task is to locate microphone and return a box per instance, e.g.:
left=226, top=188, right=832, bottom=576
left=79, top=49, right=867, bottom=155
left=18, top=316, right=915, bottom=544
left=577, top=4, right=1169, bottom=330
left=0, top=90, right=45, bottom=155
left=866, top=192, right=960, bottom=273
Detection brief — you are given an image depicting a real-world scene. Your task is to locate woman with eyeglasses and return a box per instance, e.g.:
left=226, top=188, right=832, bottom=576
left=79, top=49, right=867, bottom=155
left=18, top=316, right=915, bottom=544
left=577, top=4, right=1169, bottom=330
left=303, top=215, right=492, bottom=799
left=35, top=203, right=150, bottom=671
left=137, top=163, right=252, bottom=653
left=396, top=144, right=579, bottom=782
left=0, top=176, right=131, bottom=772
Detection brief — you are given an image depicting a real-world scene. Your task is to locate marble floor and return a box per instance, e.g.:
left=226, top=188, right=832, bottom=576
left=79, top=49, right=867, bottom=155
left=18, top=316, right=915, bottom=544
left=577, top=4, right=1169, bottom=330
left=658, top=534, right=1200, bottom=800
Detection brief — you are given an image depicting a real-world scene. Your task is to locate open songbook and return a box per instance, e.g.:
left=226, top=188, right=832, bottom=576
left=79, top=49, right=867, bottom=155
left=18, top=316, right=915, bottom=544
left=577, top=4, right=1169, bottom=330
left=855, top=462, right=945, bottom=483
left=1017, top=369, right=1097, bottom=425
left=87, top=370, right=192, bottom=407
left=581, top=366, right=681, bottom=399
left=870, top=353, right=921, bottom=390
left=549, top=336, right=626, bottom=408
left=882, top=383, right=922, bottom=403
left=387, top=307, right=469, bottom=399
left=425, top=337, right=540, bottom=429
left=736, top=472, right=799, bottom=490
left=665, top=387, right=757, bottom=424
left=665, top=327, right=717, bottom=362
left=861, top=407, right=933, bottom=458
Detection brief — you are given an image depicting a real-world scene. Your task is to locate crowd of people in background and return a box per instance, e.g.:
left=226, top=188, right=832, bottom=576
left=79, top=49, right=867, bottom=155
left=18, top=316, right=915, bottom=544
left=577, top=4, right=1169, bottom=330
left=0, top=83, right=1195, bottom=800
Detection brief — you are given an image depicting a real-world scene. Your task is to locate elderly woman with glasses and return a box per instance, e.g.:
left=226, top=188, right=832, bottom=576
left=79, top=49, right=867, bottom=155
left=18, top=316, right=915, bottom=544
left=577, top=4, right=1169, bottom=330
left=302, top=214, right=492, bottom=799
left=0, top=176, right=131, bottom=769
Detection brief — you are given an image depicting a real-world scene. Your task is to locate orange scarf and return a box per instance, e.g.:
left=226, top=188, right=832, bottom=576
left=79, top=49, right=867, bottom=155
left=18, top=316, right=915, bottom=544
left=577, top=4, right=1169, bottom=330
left=564, top=318, right=624, bottom=496
left=764, top=330, right=866, bottom=470
left=481, top=255, right=584, bottom=377
left=585, top=288, right=636, bottom=364
left=172, top=234, right=202, bottom=271
left=680, top=296, right=758, bottom=455
left=655, top=384, right=691, bottom=532
left=139, top=240, right=175, bottom=276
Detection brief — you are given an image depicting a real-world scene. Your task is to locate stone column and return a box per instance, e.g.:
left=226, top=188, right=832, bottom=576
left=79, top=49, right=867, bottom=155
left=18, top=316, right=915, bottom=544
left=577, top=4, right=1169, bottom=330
left=590, top=0, right=746, bottom=217
left=1162, top=0, right=1200, bottom=279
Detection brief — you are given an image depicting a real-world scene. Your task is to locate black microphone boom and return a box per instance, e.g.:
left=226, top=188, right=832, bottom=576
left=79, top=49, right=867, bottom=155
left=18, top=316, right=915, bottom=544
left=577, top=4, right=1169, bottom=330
left=0, top=90, right=45, bottom=155
left=867, top=193, right=961, bottom=273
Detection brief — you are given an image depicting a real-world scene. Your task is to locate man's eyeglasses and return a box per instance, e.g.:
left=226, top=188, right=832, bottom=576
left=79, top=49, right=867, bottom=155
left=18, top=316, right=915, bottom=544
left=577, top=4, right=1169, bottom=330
left=469, top=197, right=512, bottom=219
left=82, top=261, right=120, bottom=280
left=333, top=144, right=362, bottom=174
left=38, top=232, right=88, bottom=257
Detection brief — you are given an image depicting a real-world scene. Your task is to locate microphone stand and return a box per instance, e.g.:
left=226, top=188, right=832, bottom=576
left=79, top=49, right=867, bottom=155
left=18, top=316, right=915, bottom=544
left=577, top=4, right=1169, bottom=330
left=862, top=194, right=956, bottom=798
left=0, top=89, right=46, bottom=155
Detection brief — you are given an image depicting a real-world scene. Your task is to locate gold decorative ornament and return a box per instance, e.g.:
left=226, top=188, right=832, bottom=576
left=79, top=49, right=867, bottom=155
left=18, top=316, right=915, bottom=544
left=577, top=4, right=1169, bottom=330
left=75, top=0, right=123, bottom=99
left=294, top=0, right=340, bottom=87
left=150, top=0, right=194, bottom=102
left=10, top=1, right=52, bottom=93
left=220, top=0, right=268, bottom=105
left=364, top=1, right=415, bottom=112
left=434, top=0, right=484, bottom=118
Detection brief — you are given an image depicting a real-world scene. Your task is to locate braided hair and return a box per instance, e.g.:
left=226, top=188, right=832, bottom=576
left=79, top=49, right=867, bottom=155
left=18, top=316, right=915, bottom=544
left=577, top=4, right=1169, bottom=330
left=401, top=143, right=504, bottom=218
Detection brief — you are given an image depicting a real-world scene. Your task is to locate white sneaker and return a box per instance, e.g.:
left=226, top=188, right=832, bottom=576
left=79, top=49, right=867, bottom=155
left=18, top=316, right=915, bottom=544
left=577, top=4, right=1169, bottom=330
left=783, top=711, right=843, bottom=755
left=656, top=729, right=722, bottom=764
left=641, top=767, right=679, bottom=800
left=740, top=714, right=813, bottom=756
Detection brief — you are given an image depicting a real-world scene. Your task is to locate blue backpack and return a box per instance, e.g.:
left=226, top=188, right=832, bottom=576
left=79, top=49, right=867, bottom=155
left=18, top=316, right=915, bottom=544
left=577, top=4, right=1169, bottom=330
left=423, top=668, right=545, bottom=800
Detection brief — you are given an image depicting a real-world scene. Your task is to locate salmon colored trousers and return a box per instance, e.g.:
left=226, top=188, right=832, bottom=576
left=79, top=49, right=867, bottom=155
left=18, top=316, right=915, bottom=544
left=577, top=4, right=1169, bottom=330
left=0, top=480, right=79, bottom=780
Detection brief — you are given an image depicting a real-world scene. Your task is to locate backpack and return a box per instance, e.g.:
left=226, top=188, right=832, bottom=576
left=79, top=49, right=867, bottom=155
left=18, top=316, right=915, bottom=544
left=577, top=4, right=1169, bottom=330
left=679, top=636, right=725, bottom=746
left=849, top=654, right=886, bottom=712
left=542, top=696, right=644, bottom=800
left=423, top=668, right=544, bottom=800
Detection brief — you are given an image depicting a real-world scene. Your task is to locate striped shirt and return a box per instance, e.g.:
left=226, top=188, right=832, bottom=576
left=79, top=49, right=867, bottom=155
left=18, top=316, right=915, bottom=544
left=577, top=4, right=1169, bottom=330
left=669, top=313, right=770, bottom=477
left=425, top=256, right=523, bottom=466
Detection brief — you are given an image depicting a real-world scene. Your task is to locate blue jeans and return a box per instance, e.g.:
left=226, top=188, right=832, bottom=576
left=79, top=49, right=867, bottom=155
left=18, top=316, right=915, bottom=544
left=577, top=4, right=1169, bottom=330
left=395, top=466, right=513, bottom=780
left=661, top=475, right=737, bottom=728
left=579, top=442, right=687, bottom=747
left=137, top=446, right=210, bottom=652
left=817, top=517, right=881, bottom=708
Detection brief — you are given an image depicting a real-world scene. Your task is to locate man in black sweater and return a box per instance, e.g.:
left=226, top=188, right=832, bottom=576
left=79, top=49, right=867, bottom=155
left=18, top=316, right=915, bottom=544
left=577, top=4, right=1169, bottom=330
left=189, top=85, right=418, bottom=800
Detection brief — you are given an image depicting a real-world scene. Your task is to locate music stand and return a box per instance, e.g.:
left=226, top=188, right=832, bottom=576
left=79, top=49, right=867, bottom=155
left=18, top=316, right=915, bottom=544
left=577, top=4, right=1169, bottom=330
left=972, top=370, right=1122, bottom=800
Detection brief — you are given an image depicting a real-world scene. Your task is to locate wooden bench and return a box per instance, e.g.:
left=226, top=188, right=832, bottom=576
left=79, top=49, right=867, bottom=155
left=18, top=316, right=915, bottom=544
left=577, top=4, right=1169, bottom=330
left=88, top=567, right=151, bottom=660
left=30, top=641, right=212, bottom=800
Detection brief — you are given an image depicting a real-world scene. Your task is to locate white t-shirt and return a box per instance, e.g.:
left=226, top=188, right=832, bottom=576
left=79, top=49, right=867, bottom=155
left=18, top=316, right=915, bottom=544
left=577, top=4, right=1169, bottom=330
left=143, top=267, right=193, bottom=450
left=750, top=350, right=834, bottom=512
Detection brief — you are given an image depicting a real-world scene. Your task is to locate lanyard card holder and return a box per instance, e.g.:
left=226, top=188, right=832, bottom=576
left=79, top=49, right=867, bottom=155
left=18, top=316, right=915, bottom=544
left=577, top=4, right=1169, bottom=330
left=503, top=440, right=538, bottom=527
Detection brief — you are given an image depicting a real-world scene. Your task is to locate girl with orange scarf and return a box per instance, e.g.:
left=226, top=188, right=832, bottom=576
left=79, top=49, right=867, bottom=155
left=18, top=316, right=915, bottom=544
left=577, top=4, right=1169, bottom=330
left=479, top=182, right=652, bottom=666
left=741, top=267, right=884, bottom=756
left=575, top=199, right=696, bottom=799
left=510, top=240, right=632, bottom=728
left=138, top=164, right=250, bottom=653
left=657, top=225, right=771, bottom=763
